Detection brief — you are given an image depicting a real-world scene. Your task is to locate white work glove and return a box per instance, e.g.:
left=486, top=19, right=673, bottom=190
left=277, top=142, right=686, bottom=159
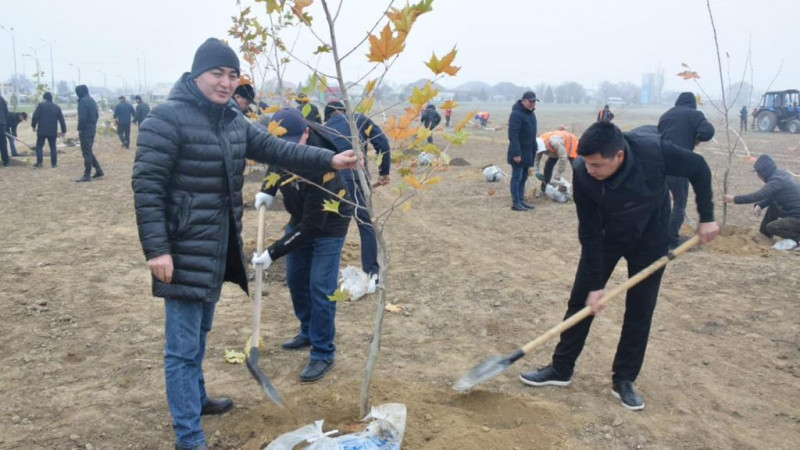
left=254, top=192, right=275, bottom=210
left=252, top=251, right=273, bottom=270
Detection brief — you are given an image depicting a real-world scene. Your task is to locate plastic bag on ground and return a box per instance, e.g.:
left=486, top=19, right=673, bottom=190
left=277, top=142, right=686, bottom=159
left=265, top=403, right=407, bottom=450
left=418, top=152, right=435, bottom=166
left=545, top=182, right=571, bottom=203
left=340, top=266, right=377, bottom=301
left=482, top=165, right=504, bottom=182
left=772, top=238, right=798, bottom=251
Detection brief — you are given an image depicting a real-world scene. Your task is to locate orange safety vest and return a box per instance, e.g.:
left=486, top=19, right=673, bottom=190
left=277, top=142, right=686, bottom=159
left=540, top=130, right=579, bottom=159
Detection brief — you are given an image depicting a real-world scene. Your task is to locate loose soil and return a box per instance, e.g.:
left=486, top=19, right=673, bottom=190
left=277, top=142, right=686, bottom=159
left=1, top=104, right=798, bottom=450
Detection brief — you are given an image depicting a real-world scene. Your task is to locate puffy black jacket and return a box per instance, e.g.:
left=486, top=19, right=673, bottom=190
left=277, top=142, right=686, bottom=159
left=75, top=85, right=99, bottom=132
left=135, top=102, right=151, bottom=125
left=573, top=126, right=714, bottom=290
left=657, top=92, right=715, bottom=151
left=507, top=100, right=537, bottom=166
left=114, top=101, right=136, bottom=124
left=325, top=112, right=391, bottom=179
left=421, top=107, right=441, bottom=130
left=32, top=100, right=66, bottom=136
left=734, top=154, right=800, bottom=218
left=132, top=73, right=336, bottom=302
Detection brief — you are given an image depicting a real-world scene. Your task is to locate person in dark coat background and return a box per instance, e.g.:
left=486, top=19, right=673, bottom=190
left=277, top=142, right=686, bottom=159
left=420, top=103, right=441, bottom=143
left=657, top=92, right=715, bottom=248
left=295, top=93, right=322, bottom=123
left=75, top=85, right=104, bottom=182
left=232, top=82, right=256, bottom=114
left=723, top=154, right=800, bottom=242
left=113, top=96, right=136, bottom=148
left=131, top=38, right=357, bottom=450
left=739, top=105, right=748, bottom=133
left=507, top=90, right=538, bottom=211
left=133, top=95, right=151, bottom=128
left=31, top=92, right=66, bottom=168
left=323, top=100, right=391, bottom=280
left=597, top=104, right=615, bottom=122
left=6, top=111, right=28, bottom=157
left=0, top=94, right=9, bottom=166
left=520, top=121, right=720, bottom=411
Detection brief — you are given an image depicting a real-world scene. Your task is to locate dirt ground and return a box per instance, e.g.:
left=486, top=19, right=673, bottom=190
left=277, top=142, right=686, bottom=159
left=1, top=104, right=798, bottom=450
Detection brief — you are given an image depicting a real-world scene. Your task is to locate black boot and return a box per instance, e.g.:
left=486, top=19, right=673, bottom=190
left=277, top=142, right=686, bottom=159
left=201, top=397, right=233, bottom=415
left=75, top=174, right=91, bottom=182
left=300, top=359, right=334, bottom=382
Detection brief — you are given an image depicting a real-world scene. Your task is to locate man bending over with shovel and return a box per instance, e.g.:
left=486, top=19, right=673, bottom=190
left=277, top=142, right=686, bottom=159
left=519, top=121, right=719, bottom=411
left=132, top=38, right=356, bottom=450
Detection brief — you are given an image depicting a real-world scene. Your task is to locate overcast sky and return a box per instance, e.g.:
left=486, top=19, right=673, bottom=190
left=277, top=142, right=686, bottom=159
left=2, top=0, right=796, bottom=94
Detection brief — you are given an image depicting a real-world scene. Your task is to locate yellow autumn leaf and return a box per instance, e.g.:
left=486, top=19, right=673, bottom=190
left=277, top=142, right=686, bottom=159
left=263, top=104, right=281, bottom=114
left=402, top=201, right=412, bottom=213
left=456, top=110, right=478, bottom=132
left=328, top=288, right=350, bottom=302
left=268, top=120, right=287, bottom=137
left=424, top=47, right=460, bottom=76
left=387, top=0, right=433, bottom=35
left=322, top=199, right=340, bottom=214
left=223, top=349, right=246, bottom=364
left=263, top=172, right=282, bottom=189
left=376, top=152, right=385, bottom=169
left=676, top=70, right=700, bottom=80
left=292, top=0, right=313, bottom=19
left=337, top=189, right=346, bottom=198
left=385, top=304, right=405, bottom=313
left=404, top=175, right=426, bottom=190
left=409, top=81, right=439, bottom=107
left=365, top=79, right=377, bottom=96
left=322, top=172, right=336, bottom=184
left=281, top=174, right=299, bottom=186
left=367, top=23, right=406, bottom=63
left=440, top=99, right=458, bottom=110
left=424, top=175, right=442, bottom=186
left=365, top=124, right=374, bottom=137
left=355, top=96, right=375, bottom=114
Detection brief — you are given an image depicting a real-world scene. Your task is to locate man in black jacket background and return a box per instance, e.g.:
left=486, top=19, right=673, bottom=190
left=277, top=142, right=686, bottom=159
left=520, top=122, right=719, bottom=411
left=75, top=85, right=104, bottom=182
left=420, top=103, right=441, bottom=143
left=723, top=154, right=800, bottom=242
left=133, top=95, right=150, bottom=128
left=5, top=111, right=27, bottom=157
left=0, top=94, right=8, bottom=166
left=113, top=96, right=135, bottom=148
left=31, top=92, right=66, bottom=168
left=658, top=92, right=715, bottom=248
left=131, top=38, right=356, bottom=450
left=507, top=91, right=538, bottom=211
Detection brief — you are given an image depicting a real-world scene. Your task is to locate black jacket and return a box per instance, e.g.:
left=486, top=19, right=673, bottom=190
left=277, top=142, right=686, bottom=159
left=507, top=100, right=537, bottom=166
left=6, top=112, right=24, bottom=134
left=75, top=85, right=99, bottom=132
left=135, top=102, right=151, bottom=126
left=734, top=155, right=800, bottom=218
left=657, top=92, right=715, bottom=151
left=114, top=101, right=136, bottom=124
left=573, top=126, right=714, bottom=290
left=421, top=107, right=441, bottom=130
left=0, top=95, right=7, bottom=126
left=262, top=124, right=353, bottom=260
left=32, top=100, right=66, bottom=136
left=326, top=112, right=391, bottom=179
left=132, top=73, right=336, bottom=302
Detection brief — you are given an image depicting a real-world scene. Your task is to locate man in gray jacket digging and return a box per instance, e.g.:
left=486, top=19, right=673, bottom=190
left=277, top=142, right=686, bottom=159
left=132, top=38, right=356, bottom=450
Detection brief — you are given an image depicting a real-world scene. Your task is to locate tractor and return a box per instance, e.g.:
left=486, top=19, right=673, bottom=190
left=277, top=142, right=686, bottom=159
left=754, top=89, right=800, bottom=133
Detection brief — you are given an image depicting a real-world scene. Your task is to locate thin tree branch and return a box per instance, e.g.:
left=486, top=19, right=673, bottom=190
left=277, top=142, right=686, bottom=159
left=340, top=0, right=397, bottom=61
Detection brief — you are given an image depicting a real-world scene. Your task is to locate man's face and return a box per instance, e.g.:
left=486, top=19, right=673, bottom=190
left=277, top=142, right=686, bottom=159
left=582, top=150, right=625, bottom=180
left=522, top=98, right=537, bottom=111
left=194, top=67, right=239, bottom=105
left=233, top=95, right=250, bottom=112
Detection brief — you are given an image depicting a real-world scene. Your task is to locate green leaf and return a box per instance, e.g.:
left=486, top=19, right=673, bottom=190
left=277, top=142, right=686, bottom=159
left=313, top=44, right=332, bottom=54
left=321, top=199, right=341, bottom=214
left=281, top=174, right=299, bottom=186
left=443, top=131, right=469, bottom=146
left=301, top=103, right=312, bottom=118
left=376, top=152, right=385, bottom=169
left=441, top=153, right=451, bottom=166
left=263, top=172, right=281, bottom=189
left=328, top=288, right=350, bottom=302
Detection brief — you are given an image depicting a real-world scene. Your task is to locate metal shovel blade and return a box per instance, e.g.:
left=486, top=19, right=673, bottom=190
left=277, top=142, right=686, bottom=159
left=453, top=354, right=513, bottom=392
left=246, top=346, right=285, bottom=408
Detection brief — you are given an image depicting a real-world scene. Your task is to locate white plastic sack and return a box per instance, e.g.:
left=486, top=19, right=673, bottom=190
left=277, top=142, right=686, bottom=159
left=340, top=266, right=377, bottom=301
left=772, top=239, right=798, bottom=251
left=482, top=165, right=504, bottom=182
left=545, top=183, right=571, bottom=203
left=418, top=152, right=435, bottom=166
left=266, top=404, right=407, bottom=450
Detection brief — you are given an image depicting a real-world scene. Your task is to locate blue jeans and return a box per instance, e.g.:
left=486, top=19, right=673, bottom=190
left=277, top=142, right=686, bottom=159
left=666, top=175, right=689, bottom=247
left=510, top=164, right=530, bottom=206
left=285, top=225, right=345, bottom=361
left=344, top=176, right=379, bottom=275
left=164, top=299, right=217, bottom=448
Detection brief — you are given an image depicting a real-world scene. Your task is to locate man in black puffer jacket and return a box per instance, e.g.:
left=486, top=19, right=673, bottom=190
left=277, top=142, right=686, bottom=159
left=723, top=154, right=800, bottom=241
left=520, top=121, right=719, bottom=412
left=658, top=92, right=715, bottom=248
left=132, top=38, right=356, bottom=450
left=75, top=85, right=104, bottom=182
left=507, top=91, right=538, bottom=211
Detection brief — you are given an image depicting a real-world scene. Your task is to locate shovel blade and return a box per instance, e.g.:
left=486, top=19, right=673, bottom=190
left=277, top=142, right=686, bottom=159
left=246, top=347, right=285, bottom=408
left=453, top=354, right=513, bottom=392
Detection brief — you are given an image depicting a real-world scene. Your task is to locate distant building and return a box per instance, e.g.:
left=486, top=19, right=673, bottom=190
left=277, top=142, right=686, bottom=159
left=0, top=83, right=14, bottom=98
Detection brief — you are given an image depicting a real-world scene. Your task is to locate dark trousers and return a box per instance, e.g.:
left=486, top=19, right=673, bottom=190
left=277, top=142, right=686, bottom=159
left=760, top=202, right=800, bottom=240
left=344, top=175, right=380, bottom=276
left=510, top=164, right=530, bottom=206
left=445, top=116, right=451, bottom=127
left=740, top=117, right=747, bottom=132
left=0, top=126, right=8, bottom=165
left=79, top=130, right=102, bottom=176
left=552, top=241, right=667, bottom=382
left=6, top=126, right=20, bottom=156
left=666, top=176, right=689, bottom=247
left=35, top=134, right=58, bottom=167
left=118, top=122, right=131, bottom=147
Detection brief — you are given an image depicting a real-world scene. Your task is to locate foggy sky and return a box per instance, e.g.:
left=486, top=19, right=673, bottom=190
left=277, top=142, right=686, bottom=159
left=2, top=0, right=796, bottom=95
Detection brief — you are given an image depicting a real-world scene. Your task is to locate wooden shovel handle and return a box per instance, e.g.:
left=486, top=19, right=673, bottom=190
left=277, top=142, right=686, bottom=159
left=519, top=235, right=701, bottom=355
left=250, top=205, right=267, bottom=350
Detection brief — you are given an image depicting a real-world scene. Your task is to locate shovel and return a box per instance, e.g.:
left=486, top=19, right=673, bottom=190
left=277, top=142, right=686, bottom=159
left=246, top=204, right=284, bottom=407
left=5, top=132, right=36, bottom=151
left=454, top=235, right=701, bottom=391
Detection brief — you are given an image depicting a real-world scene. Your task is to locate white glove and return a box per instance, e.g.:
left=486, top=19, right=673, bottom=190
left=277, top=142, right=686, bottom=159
left=254, top=192, right=274, bottom=210
left=252, top=251, right=273, bottom=270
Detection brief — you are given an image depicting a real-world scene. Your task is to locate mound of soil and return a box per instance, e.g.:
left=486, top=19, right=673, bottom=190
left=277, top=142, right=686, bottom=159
left=708, top=225, right=773, bottom=256
left=449, top=157, right=471, bottom=167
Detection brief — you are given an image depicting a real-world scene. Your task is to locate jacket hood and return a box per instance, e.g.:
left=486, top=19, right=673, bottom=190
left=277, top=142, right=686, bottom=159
left=753, top=154, right=777, bottom=178
left=512, top=99, right=532, bottom=115
left=675, top=92, right=697, bottom=109
left=75, top=85, right=89, bottom=98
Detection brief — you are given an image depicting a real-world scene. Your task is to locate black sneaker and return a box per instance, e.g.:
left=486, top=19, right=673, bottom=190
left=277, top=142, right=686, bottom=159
left=92, top=171, right=105, bottom=178
left=612, top=380, right=645, bottom=411
left=281, top=334, right=311, bottom=350
left=519, top=365, right=572, bottom=387
left=520, top=201, right=536, bottom=210
left=511, top=204, right=528, bottom=212
left=201, top=397, right=233, bottom=416
left=300, top=359, right=334, bottom=383
left=75, top=175, right=91, bottom=183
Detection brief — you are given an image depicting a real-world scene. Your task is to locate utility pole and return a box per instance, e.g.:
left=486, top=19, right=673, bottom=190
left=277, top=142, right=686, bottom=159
left=68, top=63, right=81, bottom=85
left=136, top=48, right=148, bottom=92
left=23, top=50, right=42, bottom=92
left=0, top=25, right=19, bottom=94
left=136, top=57, right=141, bottom=93
left=40, top=39, right=56, bottom=94
left=97, top=70, right=107, bottom=97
